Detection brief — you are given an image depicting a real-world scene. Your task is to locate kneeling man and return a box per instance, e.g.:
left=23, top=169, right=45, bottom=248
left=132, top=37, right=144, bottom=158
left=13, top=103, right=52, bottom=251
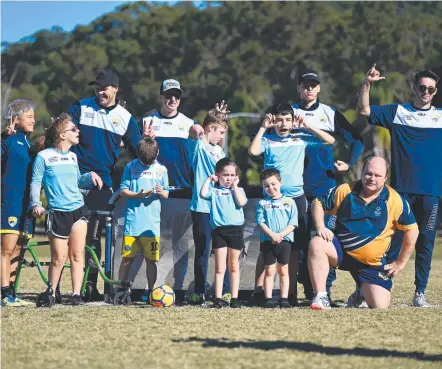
left=308, top=156, right=418, bottom=309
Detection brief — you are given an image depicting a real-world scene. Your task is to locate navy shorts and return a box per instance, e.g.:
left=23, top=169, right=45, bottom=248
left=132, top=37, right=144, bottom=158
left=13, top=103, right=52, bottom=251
left=1, top=211, right=35, bottom=237
left=332, top=237, right=392, bottom=291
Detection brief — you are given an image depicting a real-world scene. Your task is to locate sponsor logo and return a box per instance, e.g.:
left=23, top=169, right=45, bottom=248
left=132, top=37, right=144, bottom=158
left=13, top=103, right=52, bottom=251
left=374, top=207, right=382, bottom=217
left=8, top=217, right=17, bottom=227
left=426, top=204, right=438, bottom=230
left=164, top=121, right=173, bottom=125
left=417, top=112, right=426, bottom=117
left=84, top=112, right=94, bottom=119
left=403, top=114, right=413, bottom=120
left=327, top=215, right=336, bottom=230
left=305, top=113, right=314, bottom=116
left=60, top=157, right=69, bottom=161
left=48, top=156, right=59, bottom=163
left=17, top=141, right=24, bottom=146
left=378, top=272, right=390, bottom=281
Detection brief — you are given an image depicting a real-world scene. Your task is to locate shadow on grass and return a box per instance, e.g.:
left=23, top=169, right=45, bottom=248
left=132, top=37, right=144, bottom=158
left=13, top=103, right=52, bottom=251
left=172, top=337, right=442, bottom=362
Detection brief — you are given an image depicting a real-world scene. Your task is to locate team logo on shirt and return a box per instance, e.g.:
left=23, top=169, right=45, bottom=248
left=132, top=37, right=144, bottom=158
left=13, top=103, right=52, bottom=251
left=320, top=116, right=327, bottom=122
left=112, top=117, right=121, bottom=127
left=283, top=200, right=292, bottom=209
left=178, top=122, right=185, bottom=131
left=124, top=245, right=131, bottom=252
left=155, top=167, right=165, bottom=177
left=432, top=114, right=439, bottom=122
left=374, top=207, right=382, bottom=217
left=8, top=217, right=17, bottom=227
left=48, top=156, right=59, bottom=163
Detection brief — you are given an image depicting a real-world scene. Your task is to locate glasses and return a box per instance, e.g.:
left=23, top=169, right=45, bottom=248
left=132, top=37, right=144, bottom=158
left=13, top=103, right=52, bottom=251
left=418, top=85, right=436, bottom=94
left=64, top=127, right=80, bottom=133
left=163, top=93, right=181, bottom=100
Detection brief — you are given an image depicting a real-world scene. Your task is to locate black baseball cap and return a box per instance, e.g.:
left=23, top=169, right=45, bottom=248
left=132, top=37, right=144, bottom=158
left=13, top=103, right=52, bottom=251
left=89, top=69, right=119, bottom=87
left=298, top=70, right=320, bottom=84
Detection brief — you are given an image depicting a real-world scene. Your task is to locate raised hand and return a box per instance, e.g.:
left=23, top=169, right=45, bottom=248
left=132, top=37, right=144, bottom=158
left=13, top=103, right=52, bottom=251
left=210, top=174, right=219, bottom=183
left=215, top=100, right=231, bottom=115
left=364, top=63, right=385, bottom=85
left=261, top=113, right=276, bottom=129
left=334, top=160, right=349, bottom=172
left=233, top=176, right=240, bottom=187
left=143, top=118, right=156, bottom=138
left=5, top=116, right=17, bottom=136
left=294, top=114, right=308, bottom=129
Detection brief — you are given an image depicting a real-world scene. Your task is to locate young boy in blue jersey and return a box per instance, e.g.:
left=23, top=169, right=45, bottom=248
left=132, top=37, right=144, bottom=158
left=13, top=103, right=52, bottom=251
left=200, top=158, right=248, bottom=308
left=118, top=138, right=169, bottom=296
left=256, top=168, right=298, bottom=308
left=31, top=113, right=103, bottom=306
left=249, top=103, right=335, bottom=305
left=1, top=99, right=36, bottom=307
left=186, top=109, right=228, bottom=304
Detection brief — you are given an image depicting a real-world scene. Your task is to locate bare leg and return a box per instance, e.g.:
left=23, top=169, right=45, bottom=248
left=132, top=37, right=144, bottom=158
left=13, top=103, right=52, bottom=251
left=214, top=248, right=227, bottom=298
left=228, top=248, right=241, bottom=299
left=254, top=251, right=265, bottom=293
left=307, top=236, right=338, bottom=293
left=360, top=283, right=391, bottom=309
left=145, top=259, right=158, bottom=290
left=288, top=250, right=298, bottom=298
left=278, top=264, right=289, bottom=299
left=48, top=236, right=69, bottom=296
left=68, top=220, right=87, bottom=295
left=119, top=258, right=133, bottom=282
left=264, top=263, right=276, bottom=299
left=1, top=234, right=19, bottom=291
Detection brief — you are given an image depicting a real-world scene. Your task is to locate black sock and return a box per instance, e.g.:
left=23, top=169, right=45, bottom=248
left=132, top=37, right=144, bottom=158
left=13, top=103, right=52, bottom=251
left=9, top=282, right=15, bottom=298
left=1, top=286, right=10, bottom=299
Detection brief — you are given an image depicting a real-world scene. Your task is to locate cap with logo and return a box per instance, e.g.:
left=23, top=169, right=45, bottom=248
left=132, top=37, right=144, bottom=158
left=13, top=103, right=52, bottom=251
left=160, top=79, right=183, bottom=95
left=89, top=69, right=120, bottom=87
left=298, top=70, right=320, bottom=84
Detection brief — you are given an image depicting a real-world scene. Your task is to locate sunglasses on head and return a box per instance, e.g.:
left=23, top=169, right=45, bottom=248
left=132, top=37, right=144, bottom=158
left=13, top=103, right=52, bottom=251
left=418, top=85, right=436, bottom=94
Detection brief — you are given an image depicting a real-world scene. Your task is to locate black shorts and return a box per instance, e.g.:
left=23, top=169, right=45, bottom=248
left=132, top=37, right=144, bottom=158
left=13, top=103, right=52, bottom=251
left=262, top=240, right=291, bottom=266
left=46, top=205, right=90, bottom=239
left=212, top=226, right=244, bottom=250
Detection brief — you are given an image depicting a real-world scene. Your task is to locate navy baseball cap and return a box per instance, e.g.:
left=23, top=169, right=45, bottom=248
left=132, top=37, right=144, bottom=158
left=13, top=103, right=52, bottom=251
left=89, top=69, right=119, bottom=87
left=298, top=70, right=320, bottom=84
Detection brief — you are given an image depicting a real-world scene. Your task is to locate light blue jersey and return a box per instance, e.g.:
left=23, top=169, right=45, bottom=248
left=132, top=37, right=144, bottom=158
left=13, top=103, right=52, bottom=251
left=120, top=159, right=169, bottom=237
left=256, top=196, right=298, bottom=242
left=203, top=186, right=247, bottom=228
left=187, top=137, right=225, bottom=213
left=259, top=132, right=323, bottom=197
left=30, top=148, right=93, bottom=211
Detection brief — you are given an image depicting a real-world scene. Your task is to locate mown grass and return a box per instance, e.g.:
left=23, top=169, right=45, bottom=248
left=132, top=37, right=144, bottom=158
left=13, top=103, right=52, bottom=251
left=1, top=241, right=442, bottom=369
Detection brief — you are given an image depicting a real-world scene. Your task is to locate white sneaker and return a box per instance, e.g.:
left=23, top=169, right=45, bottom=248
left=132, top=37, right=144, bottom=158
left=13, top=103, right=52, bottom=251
left=310, top=293, right=331, bottom=310
left=347, top=289, right=369, bottom=308
left=413, top=292, right=430, bottom=307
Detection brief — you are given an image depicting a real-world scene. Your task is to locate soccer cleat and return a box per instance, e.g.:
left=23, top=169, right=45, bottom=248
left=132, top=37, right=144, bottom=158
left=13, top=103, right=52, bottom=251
left=230, top=298, right=242, bottom=309
left=1, top=295, right=23, bottom=307
left=310, top=293, right=331, bottom=310
left=222, top=293, right=232, bottom=304
left=347, top=289, right=369, bottom=308
left=263, top=299, right=277, bottom=309
left=279, top=298, right=291, bottom=309
left=13, top=296, right=33, bottom=306
left=413, top=292, right=430, bottom=308
left=211, top=298, right=229, bottom=309
left=72, top=294, right=86, bottom=306
left=188, top=293, right=205, bottom=305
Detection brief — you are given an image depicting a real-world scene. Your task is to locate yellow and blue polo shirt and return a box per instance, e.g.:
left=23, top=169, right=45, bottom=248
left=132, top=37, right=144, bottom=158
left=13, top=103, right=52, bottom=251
left=313, top=181, right=418, bottom=266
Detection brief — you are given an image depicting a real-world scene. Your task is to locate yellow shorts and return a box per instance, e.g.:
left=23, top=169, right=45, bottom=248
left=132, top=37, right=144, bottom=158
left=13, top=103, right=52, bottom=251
left=122, top=236, right=160, bottom=261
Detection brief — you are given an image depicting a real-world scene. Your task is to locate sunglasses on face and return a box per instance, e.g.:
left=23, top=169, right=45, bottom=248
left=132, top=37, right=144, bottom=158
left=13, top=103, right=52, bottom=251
left=418, top=85, right=436, bottom=94
left=163, top=93, right=181, bottom=100
left=64, top=126, right=80, bottom=133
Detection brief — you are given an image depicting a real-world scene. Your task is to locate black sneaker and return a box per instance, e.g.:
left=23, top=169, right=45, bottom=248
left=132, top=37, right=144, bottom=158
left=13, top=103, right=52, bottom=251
left=211, top=298, right=228, bottom=309
left=55, top=288, right=63, bottom=304
left=263, top=299, right=277, bottom=309
left=85, top=282, right=102, bottom=302
left=249, top=292, right=265, bottom=307
left=279, top=298, right=291, bottom=309
left=72, top=294, right=85, bottom=306
left=288, top=294, right=298, bottom=307
left=230, top=298, right=242, bottom=309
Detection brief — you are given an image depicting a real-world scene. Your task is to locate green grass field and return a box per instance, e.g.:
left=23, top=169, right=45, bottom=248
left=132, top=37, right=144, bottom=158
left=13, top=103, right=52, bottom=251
left=2, top=240, right=442, bottom=369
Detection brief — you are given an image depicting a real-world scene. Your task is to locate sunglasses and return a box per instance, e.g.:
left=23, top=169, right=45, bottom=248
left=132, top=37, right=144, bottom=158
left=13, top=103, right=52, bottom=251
left=64, top=126, right=80, bottom=133
left=418, top=85, right=436, bottom=94
left=163, top=93, right=181, bottom=100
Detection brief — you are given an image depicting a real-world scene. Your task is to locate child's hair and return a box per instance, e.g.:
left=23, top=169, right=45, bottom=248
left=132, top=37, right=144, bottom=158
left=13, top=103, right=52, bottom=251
left=215, top=157, right=239, bottom=175
left=37, top=112, right=72, bottom=150
left=271, top=102, right=294, bottom=120
left=202, top=109, right=228, bottom=130
left=136, top=138, right=159, bottom=165
left=259, top=168, right=281, bottom=182
left=4, top=99, right=36, bottom=120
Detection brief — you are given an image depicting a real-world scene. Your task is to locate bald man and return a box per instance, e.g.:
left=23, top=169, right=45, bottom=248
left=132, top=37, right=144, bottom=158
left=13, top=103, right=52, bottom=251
left=307, top=157, right=419, bottom=309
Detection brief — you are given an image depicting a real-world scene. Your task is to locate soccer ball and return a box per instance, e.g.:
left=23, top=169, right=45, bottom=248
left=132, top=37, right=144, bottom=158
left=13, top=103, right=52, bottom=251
left=149, top=285, right=175, bottom=308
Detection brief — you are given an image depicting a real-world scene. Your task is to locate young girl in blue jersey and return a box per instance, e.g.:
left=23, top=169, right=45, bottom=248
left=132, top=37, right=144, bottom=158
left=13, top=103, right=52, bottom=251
left=200, top=158, right=248, bottom=308
left=31, top=113, right=102, bottom=306
left=1, top=99, right=36, bottom=307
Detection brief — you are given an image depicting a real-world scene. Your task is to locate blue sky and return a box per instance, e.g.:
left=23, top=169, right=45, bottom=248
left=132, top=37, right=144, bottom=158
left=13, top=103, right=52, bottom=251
left=1, top=1, right=166, bottom=44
